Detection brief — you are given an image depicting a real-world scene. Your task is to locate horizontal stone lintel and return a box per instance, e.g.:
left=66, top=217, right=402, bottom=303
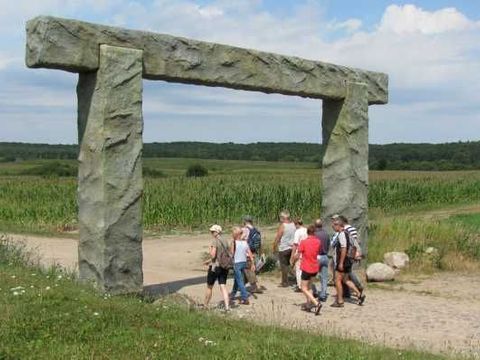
left=26, top=16, right=388, bottom=104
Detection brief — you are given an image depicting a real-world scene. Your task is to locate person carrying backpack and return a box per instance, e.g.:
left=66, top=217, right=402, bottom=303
left=330, top=219, right=365, bottom=308
left=241, top=215, right=264, bottom=293
left=204, top=224, right=232, bottom=312
left=339, top=215, right=364, bottom=297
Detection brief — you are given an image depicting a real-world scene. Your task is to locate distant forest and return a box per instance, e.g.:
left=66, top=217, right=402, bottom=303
left=0, top=141, right=479, bottom=170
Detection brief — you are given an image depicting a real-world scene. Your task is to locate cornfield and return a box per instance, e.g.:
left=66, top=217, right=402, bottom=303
left=0, top=171, right=479, bottom=232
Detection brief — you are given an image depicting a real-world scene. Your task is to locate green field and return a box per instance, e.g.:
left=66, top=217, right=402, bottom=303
left=1, top=158, right=480, bottom=232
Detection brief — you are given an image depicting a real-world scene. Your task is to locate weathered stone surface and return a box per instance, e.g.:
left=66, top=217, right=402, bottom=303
left=26, top=16, right=388, bottom=104
left=384, top=252, right=409, bottom=270
left=322, top=82, right=369, bottom=258
left=77, top=44, right=144, bottom=294
left=366, top=263, right=395, bottom=282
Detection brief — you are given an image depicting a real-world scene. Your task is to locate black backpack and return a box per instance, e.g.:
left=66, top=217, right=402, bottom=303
left=247, top=227, right=262, bottom=253
left=335, top=231, right=354, bottom=268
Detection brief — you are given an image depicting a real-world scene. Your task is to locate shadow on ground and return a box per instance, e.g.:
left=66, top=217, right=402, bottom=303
left=143, top=276, right=205, bottom=297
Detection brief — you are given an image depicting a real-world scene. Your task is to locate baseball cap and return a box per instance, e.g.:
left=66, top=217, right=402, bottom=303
left=209, top=224, right=222, bottom=233
left=331, top=214, right=340, bottom=220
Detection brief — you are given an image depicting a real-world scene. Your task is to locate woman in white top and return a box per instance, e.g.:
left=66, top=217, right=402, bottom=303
left=290, top=218, right=308, bottom=291
left=230, top=226, right=255, bottom=305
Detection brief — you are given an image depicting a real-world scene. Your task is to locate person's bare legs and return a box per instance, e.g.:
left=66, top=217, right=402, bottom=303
left=204, top=285, right=213, bottom=307
left=295, top=261, right=302, bottom=289
left=301, top=279, right=318, bottom=306
left=345, top=276, right=366, bottom=305
left=344, top=279, right=361, bottom=297
left=301, top=278, right=322, bottom=315
left=219, top=284, right=230, bottom=310
left=335, top=272, right=345, bottom=304
left=244, top=258, right=259, bottom=292
left=329, top=258, right=335, bottom=285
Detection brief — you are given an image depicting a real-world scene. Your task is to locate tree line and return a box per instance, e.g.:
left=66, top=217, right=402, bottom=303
left=0, top=141, right=479, bottom=170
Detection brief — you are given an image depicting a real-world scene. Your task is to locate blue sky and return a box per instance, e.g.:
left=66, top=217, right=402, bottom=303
left=0, top=0, right=479, bottom=144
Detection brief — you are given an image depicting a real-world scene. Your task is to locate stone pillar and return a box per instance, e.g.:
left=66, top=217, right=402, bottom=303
left=77, top=45, right=144, bottom=294
left=322, top=82, right=369, bottom=258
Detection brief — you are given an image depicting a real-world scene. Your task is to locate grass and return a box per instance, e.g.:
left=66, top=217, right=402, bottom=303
left=449, top=213, right=480, bottom=231
left=0, top=237, right=447, bottom=360
left=368, top=216, right=480, bottom=273
left=2, top=158, right=480, bottom=178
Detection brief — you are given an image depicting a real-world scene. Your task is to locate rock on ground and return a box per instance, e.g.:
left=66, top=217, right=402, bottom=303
left=366, top=262, right=395, bottom=282
left=383, top=252, right=410, bottom=270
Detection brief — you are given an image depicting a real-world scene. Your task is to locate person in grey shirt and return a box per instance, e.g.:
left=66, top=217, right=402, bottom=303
left=272, top=210, right=296, bottom=287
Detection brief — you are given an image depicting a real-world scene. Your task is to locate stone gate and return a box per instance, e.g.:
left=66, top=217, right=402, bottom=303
left=25, top=16, right=388, bottom=294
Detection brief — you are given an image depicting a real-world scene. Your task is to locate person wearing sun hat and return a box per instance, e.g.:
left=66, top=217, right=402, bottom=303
left=203, top=224, right=232, bottom=311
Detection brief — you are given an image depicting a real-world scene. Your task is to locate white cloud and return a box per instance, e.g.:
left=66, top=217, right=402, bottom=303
left=0, top=53, right=17, bottom=70
left=329, top=18, right=362, bottom=33
left=378, top=4, right=477, bottom=35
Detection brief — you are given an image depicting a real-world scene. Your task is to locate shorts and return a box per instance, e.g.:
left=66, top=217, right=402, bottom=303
left=335, top=257, right=353, bottom=273
left=335, top=263, right=353, bottom=274
left=278, top=249, right=292, bottom=267
left=301, top=270, right=318, bottom=281
left=207, top=266, right=228, bottom=286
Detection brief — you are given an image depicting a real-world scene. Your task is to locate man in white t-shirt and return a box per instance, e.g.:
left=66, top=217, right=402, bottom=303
left=339, top=215, right=364, bottom=296
left=330, top=219, right=365, bottom=308
left=290, top=218, right=308, bottom=292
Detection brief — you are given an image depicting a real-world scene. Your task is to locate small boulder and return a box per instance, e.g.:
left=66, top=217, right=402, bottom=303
left=366, top=262, right=395, bottom=282
left=425, top=247, right=438, bottom=255
left=383, top=252, right=409, bottom=270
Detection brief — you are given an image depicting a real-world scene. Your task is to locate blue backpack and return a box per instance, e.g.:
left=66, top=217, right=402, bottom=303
left=247, top=227, right=262, bottom=253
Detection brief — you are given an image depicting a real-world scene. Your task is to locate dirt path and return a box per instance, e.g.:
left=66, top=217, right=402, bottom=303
left=6, top=233, right=480, bottom=358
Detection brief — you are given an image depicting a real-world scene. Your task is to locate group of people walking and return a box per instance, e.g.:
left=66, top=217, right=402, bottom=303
left=204, top=211, right=365, bottom=314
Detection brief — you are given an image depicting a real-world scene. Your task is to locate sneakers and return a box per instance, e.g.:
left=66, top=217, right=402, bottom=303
left=239, top=299, right=250, bottom=305
left=330, top=302, right=344, bottom=308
